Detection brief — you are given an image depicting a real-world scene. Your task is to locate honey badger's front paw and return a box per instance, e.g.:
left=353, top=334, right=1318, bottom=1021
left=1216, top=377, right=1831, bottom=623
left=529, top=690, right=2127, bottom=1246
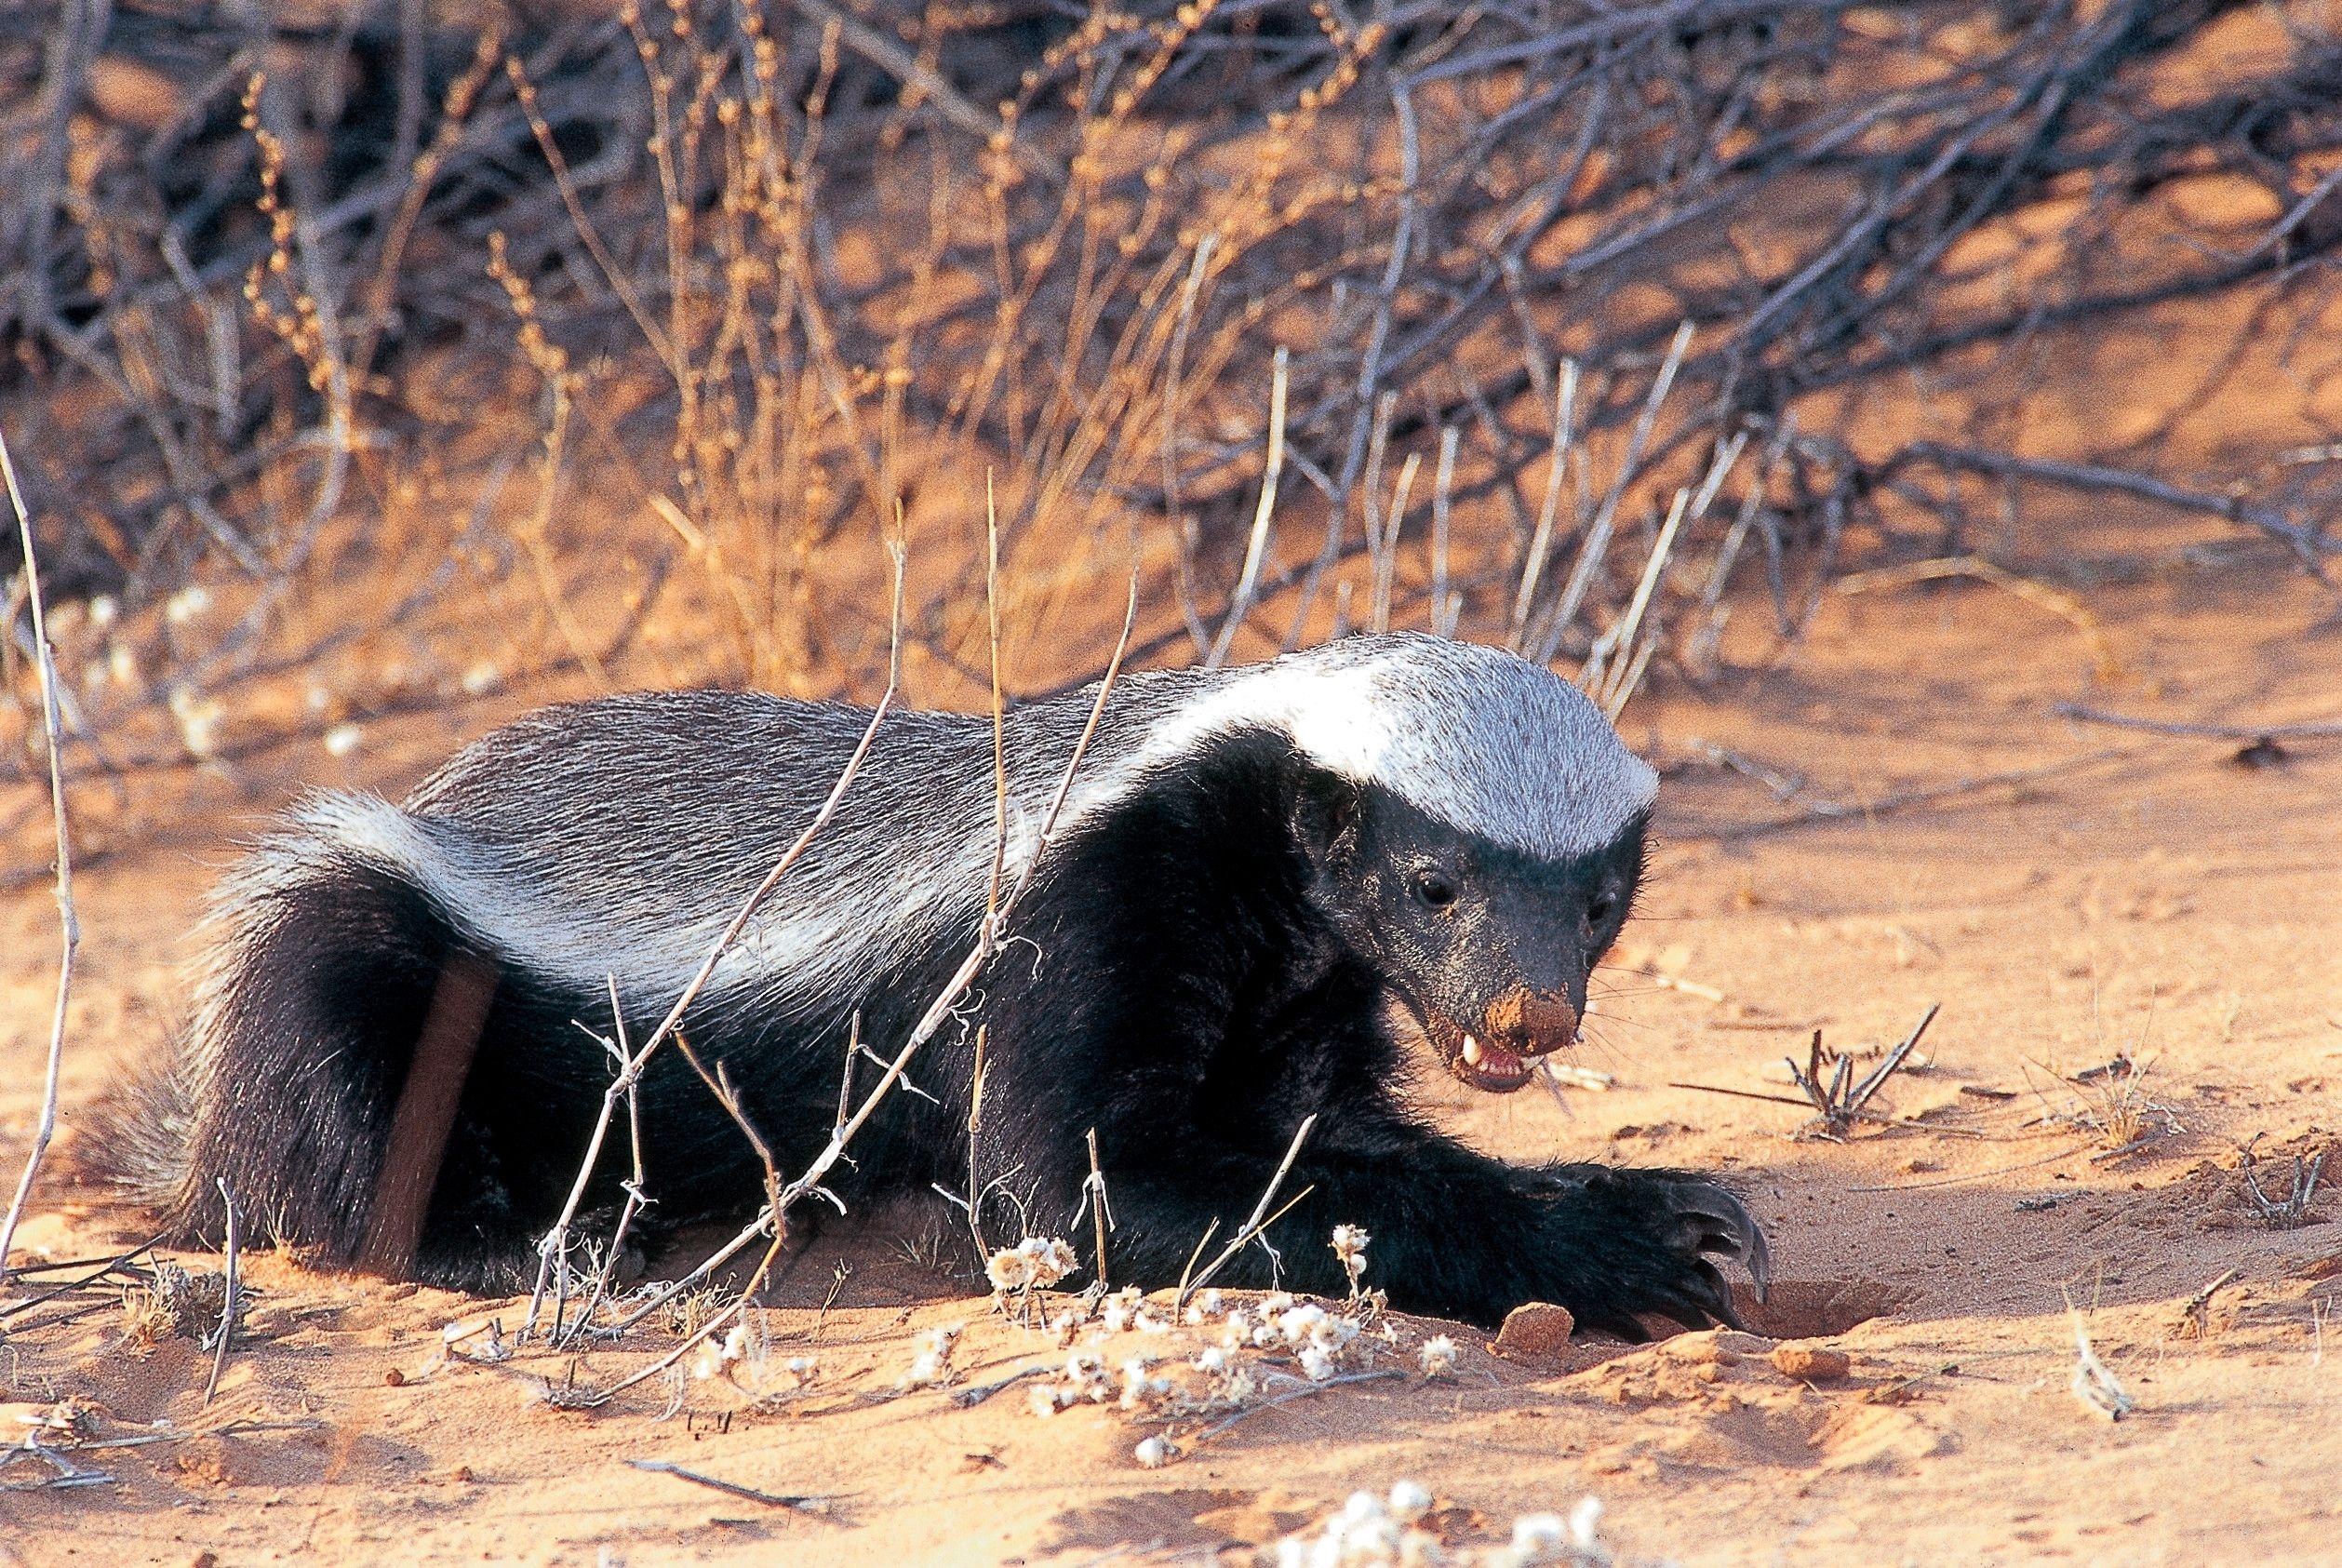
left=1543, top=1166, right=1773, bottom=1339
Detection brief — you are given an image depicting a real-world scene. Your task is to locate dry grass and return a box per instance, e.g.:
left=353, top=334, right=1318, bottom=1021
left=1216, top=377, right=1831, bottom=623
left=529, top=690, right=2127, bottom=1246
left=7, top=3, right=2342, bottom=818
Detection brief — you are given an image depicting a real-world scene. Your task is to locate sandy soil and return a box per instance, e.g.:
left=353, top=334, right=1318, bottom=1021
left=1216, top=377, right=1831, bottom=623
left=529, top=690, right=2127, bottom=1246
left=3, top=534, right=2339, bottom=1567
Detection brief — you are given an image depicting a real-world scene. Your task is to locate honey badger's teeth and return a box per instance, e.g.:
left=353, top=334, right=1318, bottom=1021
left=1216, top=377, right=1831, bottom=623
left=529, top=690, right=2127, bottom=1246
left=1462, top=1034, right=1483, bottom=1066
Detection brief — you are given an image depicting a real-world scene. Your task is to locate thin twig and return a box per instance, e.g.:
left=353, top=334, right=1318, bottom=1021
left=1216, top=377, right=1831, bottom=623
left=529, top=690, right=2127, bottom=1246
left=526, top=543, right=908, bottom=1344
left=627, top=1458, right=836, bottom=1516
left=1206, top=346, right=1290, bottom=669
left=1080, top=1128, right=1115, bottom=1292
left=2050, top=704, right=2342, bottom=742
left=1188, top=1369, right=1407, bottom=1446
left=1693, top=749, right=2125, bottom=839
left=201, top=1179, right=240, bottom=1409
left=606, top=562, right=1140, bottom=1354
left=1177, top=1115, right=1318, bottom=1309
left=0, top=423, right=76, bottom=1286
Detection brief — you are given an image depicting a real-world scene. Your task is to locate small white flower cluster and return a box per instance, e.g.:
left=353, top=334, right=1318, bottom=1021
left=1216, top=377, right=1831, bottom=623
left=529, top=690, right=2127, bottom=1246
left=164, top=583, right=212, bottom=625
left=1027, top=1348, right=1184, bottom=1416
left=169, top=687, right=224, bottom=758
left=1008, top=1228, right=1438, bottom=1469
left=1248, top=1298, right=1360, bottom=1382
left=690, top=1319, right=816, bottom=1395
left=903, top=1321, right=964, bottom=1388
left=986, top=1236, right=1080, bottom=1296
left=1332, top=1225, right=1371, bottom=1294
left=1180, top=1288, right=1225, bottom=1326
left=1027, top=1349, right=1111, bottom=1414
left=1278, top=1486, right=1613, bottom=1568
left=1417, top=1333, right=1459, bottom=1378
left=1098, top=1283, right=1176, bottom=1336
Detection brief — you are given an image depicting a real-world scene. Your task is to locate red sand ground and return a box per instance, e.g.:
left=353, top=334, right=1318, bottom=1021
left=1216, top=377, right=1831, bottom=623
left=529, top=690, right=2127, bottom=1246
left=3, top=529, right=2339, bottom=1566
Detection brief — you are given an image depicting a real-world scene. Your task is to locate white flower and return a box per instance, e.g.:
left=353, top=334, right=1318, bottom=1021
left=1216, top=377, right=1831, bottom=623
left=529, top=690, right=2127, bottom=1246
left=323, top=722, right=363, bottom=757
left=904, top=1322, right=961, bottom=1387
left=1513, top=1514, right=1567, bottom=1553
left=1567, top=1497, right=1606, bottom=1553
left=87, top=595, right=117, bottom=629
left=1387, top=1481, right=1431, bottom=1523
left=1026, top=1384, right=1061, bottom=1418
left=1133, top=1436, right=1173, bottom=1469
left=169, top=688, right=223, bottom=758
left=165, top=584, right=211, bottom=624
left=1298, top=1345, right=1336, bottom=1382
left=459, top=659, right=502, bottom=695
left=1308, top=1314, right=1358, bottom=1353
left=986, top=1247, right=1035, bottom=1293
left=1026, top=1236, right=1079, bottom=1288
left=1277, top=1304, right=1328, bottom=1347
left=1418, top=1334, right=1458, bottom=1378
left=1331, top=1225, right=1371, bottom=1289
left=1194, top=1346, right=1229, bottom=1374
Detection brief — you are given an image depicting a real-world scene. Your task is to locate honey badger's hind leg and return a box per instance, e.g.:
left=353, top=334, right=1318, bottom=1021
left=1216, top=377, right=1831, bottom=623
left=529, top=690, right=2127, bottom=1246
left=96, top=804, right=566, bottom=1289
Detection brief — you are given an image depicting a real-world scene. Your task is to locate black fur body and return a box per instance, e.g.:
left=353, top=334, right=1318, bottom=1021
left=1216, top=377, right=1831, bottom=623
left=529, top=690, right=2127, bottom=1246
left=103, top=635, right=1766, bottom=1334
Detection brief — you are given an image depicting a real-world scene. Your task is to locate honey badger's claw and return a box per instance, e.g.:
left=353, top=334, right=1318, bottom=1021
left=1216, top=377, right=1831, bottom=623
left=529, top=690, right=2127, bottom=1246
left=1666, top=1181, right=1772, bottom=1302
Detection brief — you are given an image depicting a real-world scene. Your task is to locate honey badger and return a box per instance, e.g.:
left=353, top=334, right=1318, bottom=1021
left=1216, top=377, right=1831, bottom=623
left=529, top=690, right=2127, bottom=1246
left=100, top=632, right=1768, bottom=1335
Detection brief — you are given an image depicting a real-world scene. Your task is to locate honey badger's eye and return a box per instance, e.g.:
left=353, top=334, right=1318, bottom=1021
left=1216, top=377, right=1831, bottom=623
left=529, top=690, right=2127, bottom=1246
left=1412, top=870, right=1458, bottom=908
left=1587, top=891, right=1617, bottom=926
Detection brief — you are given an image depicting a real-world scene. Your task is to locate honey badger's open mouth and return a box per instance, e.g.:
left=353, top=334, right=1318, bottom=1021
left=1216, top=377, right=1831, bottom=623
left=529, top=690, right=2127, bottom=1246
left=1421, top=1010, right=1538, bottom=1093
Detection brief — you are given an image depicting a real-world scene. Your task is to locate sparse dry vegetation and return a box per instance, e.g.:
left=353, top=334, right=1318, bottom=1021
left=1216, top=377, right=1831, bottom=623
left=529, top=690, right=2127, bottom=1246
left=7, top=0, right=2342, bottom=802
left=6, top=3, right=2342, bottom=1563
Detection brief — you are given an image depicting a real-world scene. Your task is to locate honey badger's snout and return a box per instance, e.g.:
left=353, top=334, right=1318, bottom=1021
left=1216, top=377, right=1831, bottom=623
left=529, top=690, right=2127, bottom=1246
left=1481, top=984, right=1578, bottom=1059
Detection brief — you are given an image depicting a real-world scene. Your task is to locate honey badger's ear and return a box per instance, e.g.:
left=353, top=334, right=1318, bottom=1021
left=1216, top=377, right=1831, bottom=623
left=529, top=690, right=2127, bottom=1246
left=1288, top=765, right=1362, bottom=870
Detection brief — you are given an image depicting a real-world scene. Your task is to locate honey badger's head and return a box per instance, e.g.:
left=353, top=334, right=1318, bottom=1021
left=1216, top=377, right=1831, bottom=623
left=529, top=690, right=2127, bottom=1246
left=1225, top=634, right=1656, bottom=1093
left=1291, top=777, right=1646, bottom=1092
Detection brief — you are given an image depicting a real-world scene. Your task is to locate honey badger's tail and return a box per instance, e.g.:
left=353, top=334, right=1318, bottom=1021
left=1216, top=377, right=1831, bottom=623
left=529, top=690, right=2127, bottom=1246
left=93, top=794, right=509, bottom=1280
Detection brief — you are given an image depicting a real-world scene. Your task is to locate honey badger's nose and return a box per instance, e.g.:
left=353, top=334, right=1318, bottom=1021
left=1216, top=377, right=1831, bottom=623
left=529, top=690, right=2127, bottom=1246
left=1484, top=985, right=1578, bottom=1057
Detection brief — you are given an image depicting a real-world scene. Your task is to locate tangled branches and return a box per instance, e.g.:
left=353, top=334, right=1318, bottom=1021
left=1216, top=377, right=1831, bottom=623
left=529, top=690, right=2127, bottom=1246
left=3, top=1, right=2339, bottom=725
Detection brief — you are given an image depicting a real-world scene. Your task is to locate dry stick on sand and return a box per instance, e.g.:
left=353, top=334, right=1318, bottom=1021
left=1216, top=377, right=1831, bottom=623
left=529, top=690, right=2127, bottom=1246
left=596, top=567, right=1144, bottom=1371
left=1077, top=1127, right=1116, bottom=1292
left=1671, top=1003, right=1944, bottom=1139
left=519, top=543, right=910, bottom=1345
left=200, top=1179, right=241, bottom=1408
left=1692, top=747, right=2127, bottom=840
left=2050, top=703, right=2342, bottom=742
left=627, top=1457, right=836, bottom=1517
left=1836, top=556, right=2121, bottom=680
left=0, top=425, right=78, bottom=1286
left=1187, top=1368, right=1407, bottom=1449
left=2242, top=1150, right=2328, bottom=1227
